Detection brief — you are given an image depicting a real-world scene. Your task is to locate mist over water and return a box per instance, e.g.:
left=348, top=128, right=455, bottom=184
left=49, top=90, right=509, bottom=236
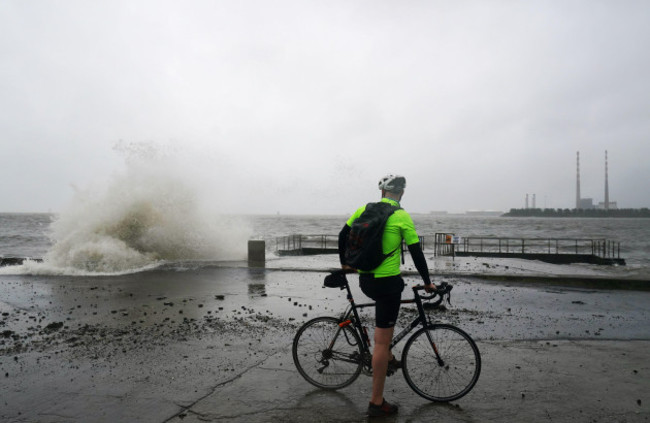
left=7, top=142, right=252, bottom=275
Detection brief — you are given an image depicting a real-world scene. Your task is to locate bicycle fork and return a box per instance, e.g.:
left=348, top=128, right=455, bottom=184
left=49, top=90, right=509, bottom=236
left=413, top=290, right=446, bottom=368
left=425, top=329, right=446, bottom=367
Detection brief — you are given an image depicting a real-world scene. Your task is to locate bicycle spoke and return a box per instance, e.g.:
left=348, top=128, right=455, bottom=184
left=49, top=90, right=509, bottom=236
left=293, top=317, right=363, bottom=389
left=403, top=324, right=481, bottom=402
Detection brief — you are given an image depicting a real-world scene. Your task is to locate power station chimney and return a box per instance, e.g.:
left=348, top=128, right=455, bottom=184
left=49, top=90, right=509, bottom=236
left=533, top=194, right=536, bottom=209
left=576, top=151, right=581, bottom=209
left=525, top=193, right=529, bottom=209
left=604, top=150, right=610, bottom=210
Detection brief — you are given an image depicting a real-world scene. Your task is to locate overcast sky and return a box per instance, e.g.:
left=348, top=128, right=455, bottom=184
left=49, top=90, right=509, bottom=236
left=1, top=0, right=649, bottom=215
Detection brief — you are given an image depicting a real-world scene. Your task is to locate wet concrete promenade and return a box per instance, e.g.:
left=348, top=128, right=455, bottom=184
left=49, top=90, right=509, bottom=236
left=164, top=339, right=650, bottom=423
left=1, top=260, right=649, bottom=422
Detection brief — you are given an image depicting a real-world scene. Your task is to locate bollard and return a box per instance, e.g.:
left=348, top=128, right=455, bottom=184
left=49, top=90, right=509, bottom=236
left=248, top=240, right=265, bottom=267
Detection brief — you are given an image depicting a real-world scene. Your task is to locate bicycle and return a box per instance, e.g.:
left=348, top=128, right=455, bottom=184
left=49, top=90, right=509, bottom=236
left=292, top=270, right=481, bottom=402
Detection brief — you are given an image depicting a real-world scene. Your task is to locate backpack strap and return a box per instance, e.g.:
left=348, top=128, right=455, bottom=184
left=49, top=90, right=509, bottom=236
left=374, top=201, right=401, bottom=260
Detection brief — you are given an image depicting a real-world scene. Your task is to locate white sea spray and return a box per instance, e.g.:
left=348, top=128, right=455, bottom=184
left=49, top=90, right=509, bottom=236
left=2, top=142, right=253, bottom=275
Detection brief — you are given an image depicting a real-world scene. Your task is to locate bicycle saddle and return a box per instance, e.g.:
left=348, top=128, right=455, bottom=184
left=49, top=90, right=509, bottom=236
left=323, top=271, right=348, bottom=288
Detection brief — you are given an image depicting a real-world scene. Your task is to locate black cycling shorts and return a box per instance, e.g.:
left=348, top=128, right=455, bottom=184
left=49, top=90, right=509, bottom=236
left=359, top=274, right=404, bottom=329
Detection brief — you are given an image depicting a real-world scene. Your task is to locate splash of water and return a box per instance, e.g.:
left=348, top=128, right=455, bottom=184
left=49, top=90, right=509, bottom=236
left=6, top=142, right=252, bottom=275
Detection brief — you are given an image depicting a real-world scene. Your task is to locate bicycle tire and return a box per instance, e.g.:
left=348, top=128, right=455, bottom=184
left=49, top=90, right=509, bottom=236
left=402, top=324, right=481, bottom=402
left=292, top=316, right=363, bottom=390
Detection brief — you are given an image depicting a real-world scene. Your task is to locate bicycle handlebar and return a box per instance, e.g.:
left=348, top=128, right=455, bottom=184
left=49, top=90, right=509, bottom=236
left=413, top=281, right=453, bottom=304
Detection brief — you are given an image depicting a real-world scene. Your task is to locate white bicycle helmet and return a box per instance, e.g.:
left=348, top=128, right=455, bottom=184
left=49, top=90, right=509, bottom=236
left=378, top=174, right=406, bottom=192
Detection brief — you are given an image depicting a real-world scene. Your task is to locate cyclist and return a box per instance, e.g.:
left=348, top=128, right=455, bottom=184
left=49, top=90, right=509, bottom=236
left=338, top=174, right=436, bottom=417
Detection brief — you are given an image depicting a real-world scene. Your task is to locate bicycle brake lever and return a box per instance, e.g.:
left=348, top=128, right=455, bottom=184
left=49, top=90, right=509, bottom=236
left=437, top=283, right=451, bottom=306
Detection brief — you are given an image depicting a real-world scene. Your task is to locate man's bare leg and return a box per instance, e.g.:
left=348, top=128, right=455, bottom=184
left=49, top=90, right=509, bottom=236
left=370, top=326, right=394, bottom=405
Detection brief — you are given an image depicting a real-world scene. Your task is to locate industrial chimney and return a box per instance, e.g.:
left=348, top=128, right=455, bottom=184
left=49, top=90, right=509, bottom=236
left=604, top=150, right=610, bottom=210
left=576, top=151, right=581, bottom=209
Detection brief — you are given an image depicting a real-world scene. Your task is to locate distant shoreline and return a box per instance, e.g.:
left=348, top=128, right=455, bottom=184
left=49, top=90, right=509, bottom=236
left=1, top=209, right=649, bottom=219
left=502, top=208, right=650, bottom=218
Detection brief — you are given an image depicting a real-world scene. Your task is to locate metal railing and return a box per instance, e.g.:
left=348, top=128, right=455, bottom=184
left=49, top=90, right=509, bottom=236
left=274, top=233, right=623, bottom=263
left=276, top=234, right=339, bottom=253
left=433, top=233, right=621, bottom=259
left=277, top=234, right=434, bottom=255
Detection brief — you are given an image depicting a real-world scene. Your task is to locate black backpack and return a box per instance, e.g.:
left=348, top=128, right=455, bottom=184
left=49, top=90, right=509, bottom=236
left=344, top=202, right=400, bottom=271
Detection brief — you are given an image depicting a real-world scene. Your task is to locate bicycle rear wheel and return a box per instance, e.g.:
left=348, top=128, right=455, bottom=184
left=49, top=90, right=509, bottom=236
left=292, top=316, right=363, bottom=389
left=402, top=324, right=481, bottom=402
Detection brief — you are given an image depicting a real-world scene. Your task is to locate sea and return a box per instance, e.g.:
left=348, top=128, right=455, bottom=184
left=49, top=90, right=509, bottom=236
left=1, top=212, right=649, bottom=276
left=1, top=211, right=650, bottom=343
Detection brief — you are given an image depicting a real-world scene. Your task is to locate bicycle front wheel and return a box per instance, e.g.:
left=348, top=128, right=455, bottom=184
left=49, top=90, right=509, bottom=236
left=292, top=316, right=363, bottom=390
left=402, top=324, right=481, bottom=402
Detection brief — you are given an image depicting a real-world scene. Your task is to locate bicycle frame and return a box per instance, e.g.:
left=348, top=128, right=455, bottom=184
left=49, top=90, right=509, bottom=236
left=335, top=281, right=432, bottom=355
